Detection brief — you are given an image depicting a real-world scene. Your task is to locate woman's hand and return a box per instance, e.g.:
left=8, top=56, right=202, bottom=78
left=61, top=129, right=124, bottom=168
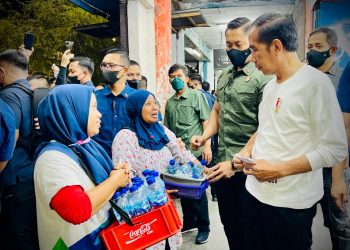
left=110, top=163, right=130, bottom=188
left=176, top=137, right=186, bottom=150
left=166, top=189, right=178, bottom=194
left=166, top=189, right=178, bottom=199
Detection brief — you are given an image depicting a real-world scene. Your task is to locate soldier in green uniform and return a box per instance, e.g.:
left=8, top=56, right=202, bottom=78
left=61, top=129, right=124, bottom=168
left=164, top=63, right=212, bottom=245
left=191, top=17, right=272, bottom=249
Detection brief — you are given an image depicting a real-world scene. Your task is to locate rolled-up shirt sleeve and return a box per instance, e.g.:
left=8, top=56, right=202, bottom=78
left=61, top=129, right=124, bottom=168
left=306, top=77, right=348, bottom=170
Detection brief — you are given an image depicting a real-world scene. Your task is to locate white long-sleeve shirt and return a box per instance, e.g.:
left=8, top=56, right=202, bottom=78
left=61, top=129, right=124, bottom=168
left=246, top=64, right=348, bottom=209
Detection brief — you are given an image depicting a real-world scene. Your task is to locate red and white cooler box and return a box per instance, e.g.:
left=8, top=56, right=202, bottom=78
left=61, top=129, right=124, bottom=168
left=101, top=197, right=182, bottom=250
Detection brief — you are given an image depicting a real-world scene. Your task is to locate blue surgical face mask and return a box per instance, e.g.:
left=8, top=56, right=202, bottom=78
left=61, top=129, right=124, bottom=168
left=171, top=77, right=185, bottom=92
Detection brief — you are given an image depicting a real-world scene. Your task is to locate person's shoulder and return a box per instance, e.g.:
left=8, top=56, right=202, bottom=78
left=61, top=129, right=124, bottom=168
left=115, top=129, right=137, bottom=140
left=190, top=88, right=204, bottom=97
left=36, top=143, right=79, bottom=169
left=0, top=99, right=14, bottom=114
left=303, top=64, right=332, bottom=85
left=219, top=65, right=234, bottom=78
left=163, top=124, right=176, bottom=138
left=95, top=86, right=110, bottom=97
left=37, top=142, right=74, bottom=159
left=166, top=93, right=177, bottom=102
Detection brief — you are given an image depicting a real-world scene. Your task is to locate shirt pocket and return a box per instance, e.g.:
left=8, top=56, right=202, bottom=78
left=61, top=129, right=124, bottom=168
left=217, top=78, right=229, bottom=103
left=232, top=84, right=257, bottom=113
left=177, top=104, right=196, bottom=126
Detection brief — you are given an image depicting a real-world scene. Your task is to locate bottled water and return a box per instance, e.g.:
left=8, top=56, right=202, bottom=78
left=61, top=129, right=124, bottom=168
left=136, top=179, right=149, bottom=197
left=192, top=159, right=206, bottom=179
left=149, top=170, right=165, bottom=191
left=181, top=162, right=193, bottom=176
left=142, top=169, right=152, bottom=177
left=168, top=159, right=180, bottom=174
left=112, top=191, right=122, bottom=222
left=129, top=184, right=151, bottom=217
left=116, top=187, right=132, bottom=219
left=146, top=176, right=168, bottom=207
left=131, top=176, right=141, bottom=184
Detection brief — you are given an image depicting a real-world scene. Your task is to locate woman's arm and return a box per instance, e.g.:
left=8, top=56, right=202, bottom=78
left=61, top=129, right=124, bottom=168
left=112, top=129, right=140, bottom=175
left=164, top=125, right=197, bottom=164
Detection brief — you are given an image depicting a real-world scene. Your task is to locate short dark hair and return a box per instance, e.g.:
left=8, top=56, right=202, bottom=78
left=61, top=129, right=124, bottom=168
left=105, top=47, right=130, bottom=67
left=250, top=12, right=298, bottom=52
left=310, top=27, right=338, bottom=47
left=0, top=49, right=28, bottom=70
left=70, top=56, right=95, bottom=75
left=141, top=75, right=147, bottom=83
left=139, top=75, right=148, bottom=89
left=48, top=77, right=56, bottom=84
left=130, top=60, right=140, bottom=67
left=225, top=17, right=251, bottom=34
left=202, top=81, right=210, bottom=91
left=27, top=74, right=48, bottom=81
left=168, top=63, right=188, bottom=77
left=189, top=73, right=202, bottom=84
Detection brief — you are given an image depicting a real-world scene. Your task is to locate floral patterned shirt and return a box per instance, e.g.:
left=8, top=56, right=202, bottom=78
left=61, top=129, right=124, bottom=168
left=112, top=125, right=197, bottom=250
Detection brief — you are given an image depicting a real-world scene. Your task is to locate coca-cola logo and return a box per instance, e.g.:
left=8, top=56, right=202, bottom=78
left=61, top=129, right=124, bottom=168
left=124, top=219, right=157, bottom=244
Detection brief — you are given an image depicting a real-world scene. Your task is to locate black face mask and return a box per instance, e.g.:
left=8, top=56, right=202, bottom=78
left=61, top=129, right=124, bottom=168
left=307, top=49, right=331, bottom=68
left=127, top=79, right=140, bottom=89
left=226, top=48, right=251, bottom=68
left=67, top=75, right=80, bottom=84
left=102, top=70, right=122, bottom=85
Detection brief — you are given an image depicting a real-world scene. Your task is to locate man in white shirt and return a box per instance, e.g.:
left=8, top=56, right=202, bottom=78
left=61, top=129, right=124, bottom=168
left=235, top=12, right=348, bottom=250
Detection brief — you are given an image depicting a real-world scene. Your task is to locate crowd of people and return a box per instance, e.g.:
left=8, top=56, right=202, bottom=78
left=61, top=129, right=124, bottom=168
left=0, top=11, right=349, bottom=250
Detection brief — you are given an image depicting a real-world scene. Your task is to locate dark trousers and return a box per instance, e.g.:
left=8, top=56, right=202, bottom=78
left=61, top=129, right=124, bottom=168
left=0, top=180, right=39, bottom=250
left=180, top=191, right=210, bottom=232
left=180, top=155, right=210, bottom=233
left=208, top=136, right=218, bottom=199
left=216, top=172, right=246, bottom=250
left=320, top=168, right=350, bottom=250
left=243, top=189, right=316, bottom=250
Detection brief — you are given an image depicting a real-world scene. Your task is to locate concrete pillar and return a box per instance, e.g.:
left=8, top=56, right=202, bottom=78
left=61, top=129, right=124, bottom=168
left=171, top=34, right=177, bottom=65
left=127, top=0, right=156, bottom=93
left=176, top=29, right=185, bottom=65
left=154, top=0, right=172, bottom=114
left=120, top=1, right=128, bottom=52
left=304, top=0, right=315, bottom=54
left=293, top=0, right=306, bottom=60
left=203, top=61, right=208, bottom=80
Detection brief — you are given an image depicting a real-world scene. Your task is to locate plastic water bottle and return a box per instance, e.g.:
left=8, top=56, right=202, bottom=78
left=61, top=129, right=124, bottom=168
left=146, top=176, right=168, bottom=207
left=192, top=159, right=206, bottom=179
left=142, top=169, right=152, bottom=177
left=129, top=184, right=151, bottom=217
left=112, top=192, right=122, bottom=222
left=168, top=159, right=180, bottom=174
left=131, top=176, right=141, bottom=184
left=181, top=162, right=193, bottom=176
left=150, top=170, right=165, bottom=191
left=136, top=179, right=149, bottom=197
left=116, top=187, right=132, bottom=218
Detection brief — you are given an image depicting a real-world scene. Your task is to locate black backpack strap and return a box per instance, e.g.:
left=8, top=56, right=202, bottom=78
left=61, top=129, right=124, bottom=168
left=32, top=88, right=50, bottom=118
left=67, top=146, right=134, bottom=226
left=3, top=83, right=35, bottom=155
